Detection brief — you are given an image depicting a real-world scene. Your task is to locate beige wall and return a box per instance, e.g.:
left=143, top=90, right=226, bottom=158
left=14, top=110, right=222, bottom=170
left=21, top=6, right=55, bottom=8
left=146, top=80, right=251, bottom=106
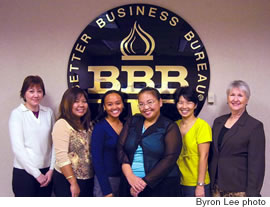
left=1, top=0, right=269, bottom=196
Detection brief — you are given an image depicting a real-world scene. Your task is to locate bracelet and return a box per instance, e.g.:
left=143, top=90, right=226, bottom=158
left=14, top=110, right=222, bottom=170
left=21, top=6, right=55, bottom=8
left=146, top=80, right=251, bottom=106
left=66, top=175, right=73, bottom=180
left=197, top=182, right=205, bottom=186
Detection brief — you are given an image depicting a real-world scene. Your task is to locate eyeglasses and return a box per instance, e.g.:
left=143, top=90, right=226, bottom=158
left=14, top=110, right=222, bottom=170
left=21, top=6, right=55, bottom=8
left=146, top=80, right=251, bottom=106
left=138, top=100, right=156, bottom=109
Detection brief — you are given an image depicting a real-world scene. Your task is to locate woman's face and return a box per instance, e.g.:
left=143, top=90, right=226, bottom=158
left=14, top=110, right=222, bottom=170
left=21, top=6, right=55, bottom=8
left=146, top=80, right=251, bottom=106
left=138, top=91, right=162, bottom=121
left=104, top=93, right=124, bottom=119
left=177, top=95, right=196, bottom=119
left=72, top=93, right=88, bottom=118
left=24, top=84, right=43, bottom=109
left=227, top=87, right=248, bottom=113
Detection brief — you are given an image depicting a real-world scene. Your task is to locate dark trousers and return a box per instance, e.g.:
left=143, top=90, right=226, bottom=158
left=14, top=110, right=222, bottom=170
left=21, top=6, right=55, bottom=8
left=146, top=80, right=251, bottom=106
left=119, top=175, right=180, bottom=197
left=12, top=167, right=53, bottom=197
left=181, top=184, right=211, bottom=197
left=138, top=176, right=181, bottom=197
left=53, top=169, right=94, bottom=197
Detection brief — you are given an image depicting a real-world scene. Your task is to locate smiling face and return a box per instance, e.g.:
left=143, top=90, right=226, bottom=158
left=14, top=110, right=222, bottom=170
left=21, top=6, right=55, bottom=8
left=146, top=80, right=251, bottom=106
left=227, top=87, right=248, bottom=114
left=24, top=84, right=44, bottom=111
left=177, top=95, right=197, bottom=119
left=138, top=91, right=162, bottom=122
left=72, top=93, right=88, bottom=118
left=104, top=92, right=124, bottom=119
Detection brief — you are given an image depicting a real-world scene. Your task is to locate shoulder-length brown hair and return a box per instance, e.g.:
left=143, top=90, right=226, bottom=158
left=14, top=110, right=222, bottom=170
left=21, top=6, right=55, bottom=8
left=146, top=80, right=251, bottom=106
left=58, top=87, right=91, bottom=131
left=20, top=75, right=46, bottom=102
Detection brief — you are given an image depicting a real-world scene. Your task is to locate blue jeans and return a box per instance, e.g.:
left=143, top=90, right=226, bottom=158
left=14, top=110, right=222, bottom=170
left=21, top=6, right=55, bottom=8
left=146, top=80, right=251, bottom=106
left=181, top=184, right=211, bottom=197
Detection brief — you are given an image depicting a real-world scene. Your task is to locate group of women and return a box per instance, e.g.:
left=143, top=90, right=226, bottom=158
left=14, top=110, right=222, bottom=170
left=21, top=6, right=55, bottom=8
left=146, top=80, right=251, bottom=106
left=9, top=75, right=265, bottom=197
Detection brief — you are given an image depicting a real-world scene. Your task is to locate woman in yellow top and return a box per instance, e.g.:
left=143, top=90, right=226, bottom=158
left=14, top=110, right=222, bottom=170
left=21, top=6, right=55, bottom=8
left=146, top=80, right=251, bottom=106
left=174, top=87, right=212, bottom=197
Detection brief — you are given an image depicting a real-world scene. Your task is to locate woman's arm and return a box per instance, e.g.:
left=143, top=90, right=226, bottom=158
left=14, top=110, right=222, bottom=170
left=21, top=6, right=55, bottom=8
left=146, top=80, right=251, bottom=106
left=42, top=109, right=56, bottom=187
left=60, top=164, right=80, bottom=197
left=9, top=109, right=42, bottom=178
left=49, top=109, right=56, bottom=171
left=52, top=119, right=80, bottom=197
left=117, top=117, right=146, bottom=195
left=246, top=123, right=265, bottom=196
left=91, top=123, right=113, bottom=196
left=117, top=118, right=132, bottom=164
left=195, top=142, right=210, bottom=197
left=143, top=122, right=182, bottom=188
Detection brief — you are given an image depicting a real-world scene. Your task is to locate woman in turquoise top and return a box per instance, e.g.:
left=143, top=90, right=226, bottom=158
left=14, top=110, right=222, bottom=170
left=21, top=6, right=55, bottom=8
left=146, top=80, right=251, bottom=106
left=118, top=87, right=182, bottom=197
left=174, top=87, right=212, bottom=197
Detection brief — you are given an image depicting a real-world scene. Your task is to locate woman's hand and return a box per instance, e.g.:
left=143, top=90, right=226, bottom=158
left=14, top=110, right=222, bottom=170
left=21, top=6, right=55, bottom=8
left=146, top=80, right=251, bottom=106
left=104, top=193, right=113, bottom=197
left=59, top=164, right=80, bottom=196
left=122, top=163, right=147, bottom=195
left=70, top=180, right=80, bottom=197
left=126, top=173, right=146, bottom=193
left=130, top=187, right=139, bottom=197
left=41, top=170, right=53, bottom=187
left=36, top=174, right=47, bottom=186
left=195, top=185, right=205, bottom=197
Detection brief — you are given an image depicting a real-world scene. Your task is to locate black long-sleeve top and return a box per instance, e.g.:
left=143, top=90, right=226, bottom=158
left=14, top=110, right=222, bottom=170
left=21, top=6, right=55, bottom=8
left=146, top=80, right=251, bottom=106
left=117, top=114, right=182, bottom=188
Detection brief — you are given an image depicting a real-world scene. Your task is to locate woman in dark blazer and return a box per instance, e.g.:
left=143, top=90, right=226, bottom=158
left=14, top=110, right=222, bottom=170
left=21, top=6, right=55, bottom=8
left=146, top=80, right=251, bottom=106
left=209, top=80, right=265, bottom=197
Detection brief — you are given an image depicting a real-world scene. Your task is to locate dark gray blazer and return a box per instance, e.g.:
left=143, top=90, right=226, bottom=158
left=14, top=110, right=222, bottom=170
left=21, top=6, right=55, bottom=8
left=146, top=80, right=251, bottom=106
left=209, top=111, right=265, bottom=196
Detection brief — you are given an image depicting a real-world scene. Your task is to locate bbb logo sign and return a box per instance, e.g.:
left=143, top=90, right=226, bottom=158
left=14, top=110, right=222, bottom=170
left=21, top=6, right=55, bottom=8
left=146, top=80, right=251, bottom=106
left=67, top=3, right=210, bottom=120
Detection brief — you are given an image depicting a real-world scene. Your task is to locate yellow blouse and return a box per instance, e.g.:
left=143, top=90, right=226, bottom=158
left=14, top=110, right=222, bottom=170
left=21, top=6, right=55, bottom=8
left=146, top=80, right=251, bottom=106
left=176, top=118, right=212, bottom=186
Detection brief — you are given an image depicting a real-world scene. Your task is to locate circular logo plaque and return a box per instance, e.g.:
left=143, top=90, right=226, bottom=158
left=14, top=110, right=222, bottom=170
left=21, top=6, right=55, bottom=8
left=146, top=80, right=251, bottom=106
left=67, top=3, right=210, bottom=120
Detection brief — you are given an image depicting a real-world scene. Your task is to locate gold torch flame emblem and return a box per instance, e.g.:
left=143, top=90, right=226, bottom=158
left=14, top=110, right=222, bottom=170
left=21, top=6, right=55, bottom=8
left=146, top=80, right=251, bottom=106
left=121, top=21, right=155, bottom=60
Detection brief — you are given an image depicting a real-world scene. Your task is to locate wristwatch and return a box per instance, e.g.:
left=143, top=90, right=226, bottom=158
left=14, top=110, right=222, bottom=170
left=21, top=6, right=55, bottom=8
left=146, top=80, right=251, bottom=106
left=197, top=182, right=205, bottom=186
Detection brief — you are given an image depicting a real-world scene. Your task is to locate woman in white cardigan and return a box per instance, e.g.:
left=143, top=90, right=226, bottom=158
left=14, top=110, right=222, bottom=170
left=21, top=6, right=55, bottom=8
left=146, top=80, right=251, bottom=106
left=9, top=75, right=55, bottom=197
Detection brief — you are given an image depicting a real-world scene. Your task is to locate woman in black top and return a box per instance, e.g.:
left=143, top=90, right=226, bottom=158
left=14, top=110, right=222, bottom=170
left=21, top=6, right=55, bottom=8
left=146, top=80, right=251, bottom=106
left=117, top=87, right=182, bottom=197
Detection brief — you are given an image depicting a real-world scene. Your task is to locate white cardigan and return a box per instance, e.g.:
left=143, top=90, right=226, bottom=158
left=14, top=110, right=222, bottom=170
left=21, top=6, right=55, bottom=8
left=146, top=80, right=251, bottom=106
left=9, top=104, right=55, bottom=178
